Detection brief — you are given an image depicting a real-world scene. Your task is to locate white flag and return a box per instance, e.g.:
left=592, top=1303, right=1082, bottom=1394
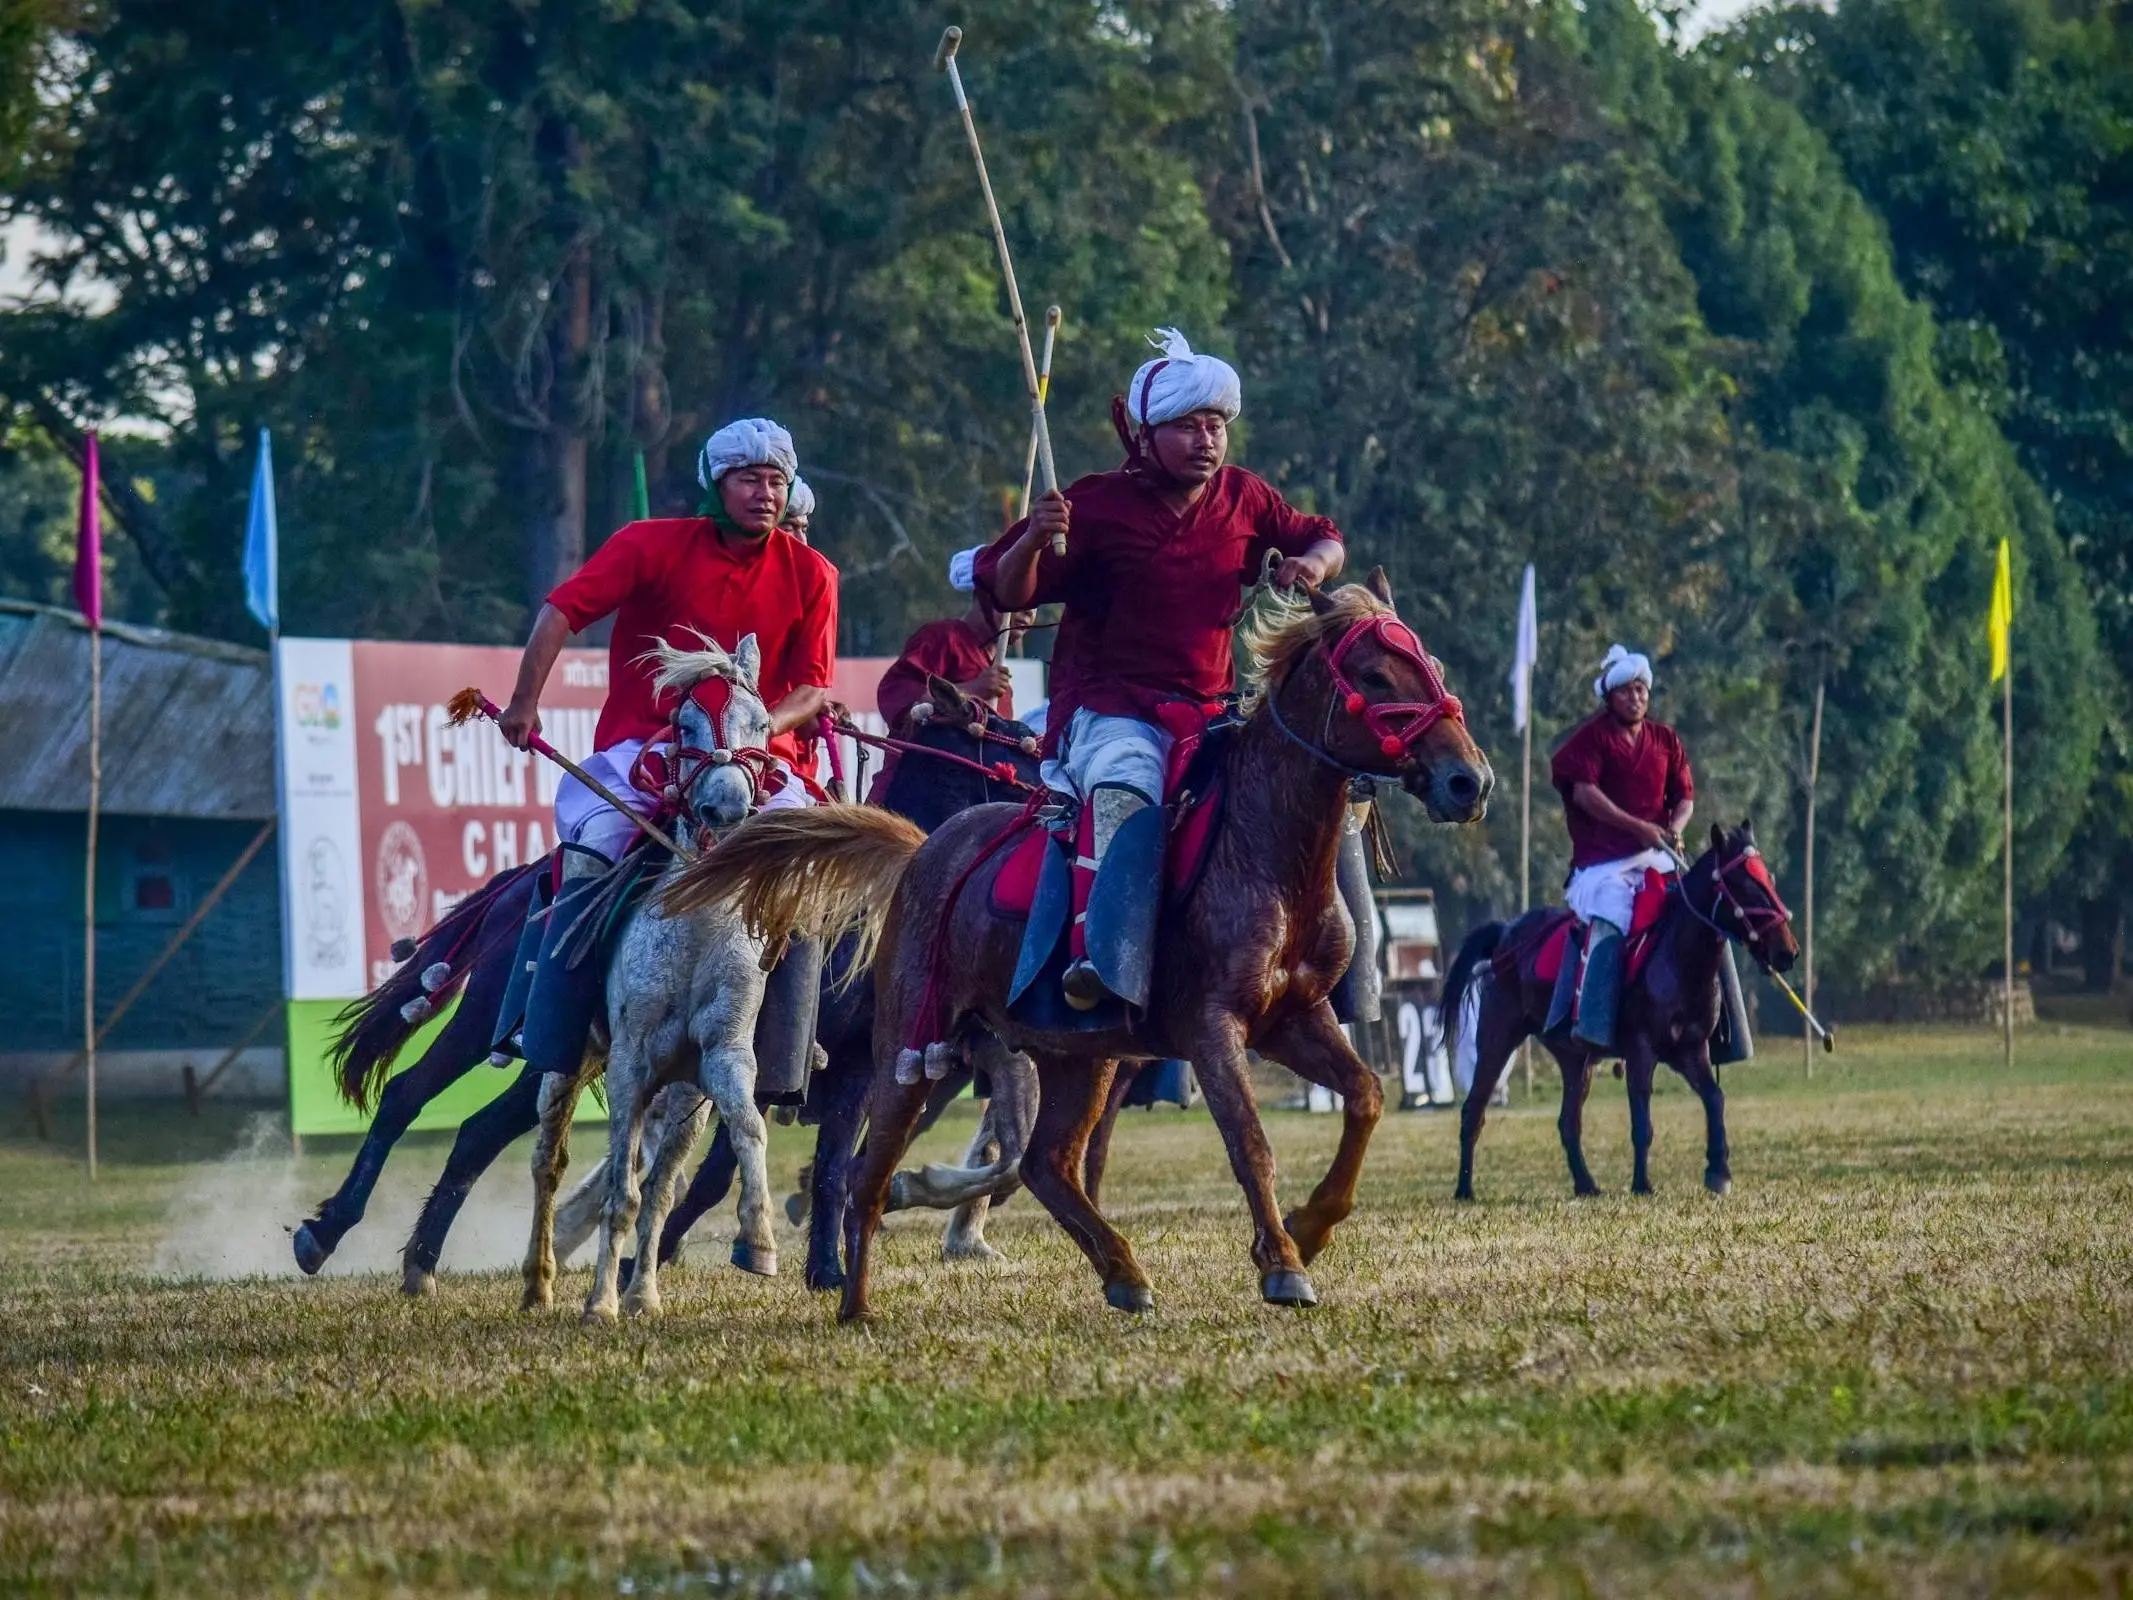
left=1509, top=563, right=1537, bottom=732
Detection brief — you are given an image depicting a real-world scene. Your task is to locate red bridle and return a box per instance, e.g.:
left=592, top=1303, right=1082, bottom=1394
left=630, top=674, right=788, bottom=819
left=1686, top=844, right=1793, bottom=958
left=1319, top=612, right=1465, bottom=765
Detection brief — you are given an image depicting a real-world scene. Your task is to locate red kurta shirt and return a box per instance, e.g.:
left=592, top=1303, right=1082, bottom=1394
left=972, top=465, right=1339, bottom=736
left=1551, top=712, right=1694, bottom=869
left=547, top=518, right=838, bottom=766
left=874, top=617, right=1013, bottom=733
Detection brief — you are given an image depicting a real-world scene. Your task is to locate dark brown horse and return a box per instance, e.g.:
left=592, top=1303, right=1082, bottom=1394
left=668, top=579, right=1494, bottom=1320
left=1440, top=820, right=1798, bottom=1201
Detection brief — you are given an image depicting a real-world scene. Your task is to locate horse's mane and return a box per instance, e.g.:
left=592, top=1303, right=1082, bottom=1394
left=1238, top=583, right=1392, bottom=711
left=643, top=631, right=752, bottom=701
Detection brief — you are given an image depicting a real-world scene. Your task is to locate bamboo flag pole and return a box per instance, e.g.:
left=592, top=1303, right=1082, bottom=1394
left=73, top=433, right=103, bottom=1181
left=1510, top=565, right=1537, bottom=1102
left=1803, top=676, right=1824, bottom=1081
left=1990, top=537, right=2014, bottom=1072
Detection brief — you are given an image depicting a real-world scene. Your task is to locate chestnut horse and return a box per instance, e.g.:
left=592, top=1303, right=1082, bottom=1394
left=1440, top=819, right=1798, bottom=1201
left=667, top=578, right=1493, bottom=1320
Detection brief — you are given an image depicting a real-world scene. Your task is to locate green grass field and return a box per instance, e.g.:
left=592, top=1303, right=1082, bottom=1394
left=4, top=1026, right=2130, bottom=1596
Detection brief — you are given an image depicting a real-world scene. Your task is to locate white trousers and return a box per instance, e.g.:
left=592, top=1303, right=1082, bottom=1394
left=1564, top=848, right=1677, bottom=932
left=1040, top=709, right=1172, bottom=805
left=556, top=737, right=814, bottom=863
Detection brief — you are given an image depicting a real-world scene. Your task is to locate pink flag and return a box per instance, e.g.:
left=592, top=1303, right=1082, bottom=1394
left=73, top=433, right=102, bottom=629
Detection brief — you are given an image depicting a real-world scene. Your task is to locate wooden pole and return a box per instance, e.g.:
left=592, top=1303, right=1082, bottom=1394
left=1520, top=711, right=1533, bottom=1100
left=1804, top=677, right=1823, bottom=1081
left=83, top=625, right=101, bottom=1181
left=2003, top=655, right=2014, bottom=1071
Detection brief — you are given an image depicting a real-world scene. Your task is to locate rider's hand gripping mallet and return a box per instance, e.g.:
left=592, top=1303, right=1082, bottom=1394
left=446, top=689, right=688, bottom=859
left=935, top=25, right=1063, bottom=554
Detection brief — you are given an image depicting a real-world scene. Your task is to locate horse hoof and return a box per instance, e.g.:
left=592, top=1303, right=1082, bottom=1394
left=886, top=1174, right=913, bottom=1212
left=580, top=1302, right=618, bottom=1326
left=520, top=1286, right=554, bottom=1313
left=1573, top=1184, right=1604, bottom=1199
left=806, top=1265, right=846, bottom=1295
left=400, top=1264, right=436, bottom=1298
left=731, top=1239, right=779, bottom=1278
left=1261, top=1270, right=1318, bottom=1308
left=1105, top=1281, right=1155, bottom=1314
left=1453, top=1185, right=1475, bottom=1204
left=1705, top=1172, right=1732, bottom=1195
left=943, top=1237, right=1004, bottom=1264
left=785, top=1192, right=811, bottom=1228
left=1631, top=1181, right=1654, bottom=1197
left=291, top=1223, right=331, bottom=1277
left=622, top=1294, right=661, bottom=1320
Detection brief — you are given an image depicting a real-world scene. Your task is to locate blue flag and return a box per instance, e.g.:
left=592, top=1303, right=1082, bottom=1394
left=243, top=428, right=278, bottom=633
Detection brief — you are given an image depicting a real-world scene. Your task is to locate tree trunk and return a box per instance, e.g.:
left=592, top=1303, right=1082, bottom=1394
left=2078, top=895, right=2124, bottom=993
left=525, top=242, right=592, bottom=610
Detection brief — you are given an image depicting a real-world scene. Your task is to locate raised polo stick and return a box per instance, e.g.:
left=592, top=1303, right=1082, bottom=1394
left=446, top=689, right=687, bottom=858
left=935, top=24, right=1064, bottom=553
left=1018, top=305, right=1062, bottom=520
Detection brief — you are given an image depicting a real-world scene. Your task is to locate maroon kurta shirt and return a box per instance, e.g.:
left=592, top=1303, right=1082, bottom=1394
left=972, top=465, right=1339, bottom=739
left=874, top=618, right=1013, bottom=733
left=1550, top=712, right=1694, bottom=869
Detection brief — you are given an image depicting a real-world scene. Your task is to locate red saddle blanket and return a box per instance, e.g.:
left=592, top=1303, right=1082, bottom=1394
left=1522, top=868, right=1674, bottom=986
left=990, top=701, right=1227, bottom=918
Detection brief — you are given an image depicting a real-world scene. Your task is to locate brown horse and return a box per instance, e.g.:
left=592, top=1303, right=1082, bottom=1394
left=667, top=578, right=1493, bottom=1320
left=1440, top=819, right=1799, bottom=1201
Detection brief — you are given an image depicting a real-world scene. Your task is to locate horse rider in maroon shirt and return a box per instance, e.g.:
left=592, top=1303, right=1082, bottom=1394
left=976, top=328, right=1345, bottom=1012
left=1545, top=644, right=1750, bottom=1060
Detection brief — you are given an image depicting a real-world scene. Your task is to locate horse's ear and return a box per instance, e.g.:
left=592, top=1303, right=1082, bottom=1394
left=1709, top=821, right=1725, bottom=852
left=925, top=673, right=970, bottom=714
left=1739, top=815, right=1755, bottom=843
left=732, top=633, right=762, bottom=691
left=1306, top=583, right=1338, bottom=616
left=1367, top=566, right=1394, bottom=606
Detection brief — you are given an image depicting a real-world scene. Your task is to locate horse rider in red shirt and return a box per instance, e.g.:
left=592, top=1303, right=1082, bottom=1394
left=866, top=546, right=1028, bottom=802
left=491, top=417, right=840, bottom=1099
left=977, top=328, right=1346, bottom=1012
left=1546, top=644, right=1749, bottom=1060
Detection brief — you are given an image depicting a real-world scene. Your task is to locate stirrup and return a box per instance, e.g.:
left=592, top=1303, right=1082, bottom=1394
left=1061, top=957, right=1107, bottom=1011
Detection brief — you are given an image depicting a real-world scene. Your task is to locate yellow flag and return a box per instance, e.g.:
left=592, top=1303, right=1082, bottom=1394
left=1988, top=538, right=2013, bottom=683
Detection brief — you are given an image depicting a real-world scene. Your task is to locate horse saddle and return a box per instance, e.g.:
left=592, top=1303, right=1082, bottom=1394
left=989, top=703, right=1234, bottom=1032
left=1519, top=868, right=1673, bottom=988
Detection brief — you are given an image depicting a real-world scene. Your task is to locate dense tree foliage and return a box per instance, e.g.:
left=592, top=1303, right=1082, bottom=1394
left=0, top=0, right=2119, bottom=999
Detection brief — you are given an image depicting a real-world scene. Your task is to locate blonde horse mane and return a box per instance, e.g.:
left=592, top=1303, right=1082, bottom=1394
left=1236, top=583, right=1392, bottom=712
left=641, top=631, right=753, bottom=702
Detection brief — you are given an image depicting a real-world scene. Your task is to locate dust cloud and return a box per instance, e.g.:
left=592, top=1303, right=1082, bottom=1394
left=150, top=1110, right=563, bottom=1281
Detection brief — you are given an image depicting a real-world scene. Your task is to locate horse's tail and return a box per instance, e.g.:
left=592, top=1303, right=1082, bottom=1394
left=1440, top=921, right=1506, bottom=1058
left=328, top=862, right=538, bottom=1113
left=660, top=805, right=927, bottom=976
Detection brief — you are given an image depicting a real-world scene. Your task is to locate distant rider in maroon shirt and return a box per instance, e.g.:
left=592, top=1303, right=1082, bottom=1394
left=1546, top=645, right=1695, bottom=1050
left=977, top=328, right=1343, bottom=1011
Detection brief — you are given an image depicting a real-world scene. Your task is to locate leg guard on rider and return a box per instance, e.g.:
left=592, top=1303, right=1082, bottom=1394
left=1571, top=918, right=1625, bottom=1052
left=522, top=844, right=611, bottom=1076
left=1544, top=922, right=1585, bottom=1040
left=1065, top=783, right=1164, bottom=1011
left=753, top=934, right=823, bottom=1106
left=1713, top=942, right=1754, bottom=1065
left=489, top=868, right=557, bottom=1063
left=1329, top=806, right=1382, bottom=1025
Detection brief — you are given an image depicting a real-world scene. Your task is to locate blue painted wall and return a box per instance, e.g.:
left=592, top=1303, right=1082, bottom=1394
left=2, top=811, right=283, bottom=1051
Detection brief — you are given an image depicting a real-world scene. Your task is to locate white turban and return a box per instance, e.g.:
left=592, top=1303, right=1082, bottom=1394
left=696, top=418, right=797, bottom=489
left=1593, top=644, right=1653, bottom=700
left=948, top=546, right=981, bottom=593
left=784, top=477, right=816, bottom=522
left=1124, top=328, right=1241, bottom=429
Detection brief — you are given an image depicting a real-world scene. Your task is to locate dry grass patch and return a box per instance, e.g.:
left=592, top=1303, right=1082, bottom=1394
left=2, top=1024, right=2130, bottom=1594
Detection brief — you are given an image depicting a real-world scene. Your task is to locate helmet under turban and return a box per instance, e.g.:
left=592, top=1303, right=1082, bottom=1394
left=1593, top=644, right=1653, bottom=701
left=1123, top=328, right=1241, bottom=429
left=696, top=418, right=797, bottom=489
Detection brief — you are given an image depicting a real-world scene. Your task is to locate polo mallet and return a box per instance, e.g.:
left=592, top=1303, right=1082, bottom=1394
left=815, top=713, right=849, bottom=804
left=1666, top=845, right=1833, bottom=1053
left=935, top=24, right=1063, bottom=553
left=1018, top=304, right=1062, bottom=520
left=445, top=689, right=687, bottom=858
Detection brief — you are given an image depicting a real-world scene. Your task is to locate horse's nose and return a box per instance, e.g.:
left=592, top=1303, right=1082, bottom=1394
left=1446, top=769, right=1482, bottom=810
